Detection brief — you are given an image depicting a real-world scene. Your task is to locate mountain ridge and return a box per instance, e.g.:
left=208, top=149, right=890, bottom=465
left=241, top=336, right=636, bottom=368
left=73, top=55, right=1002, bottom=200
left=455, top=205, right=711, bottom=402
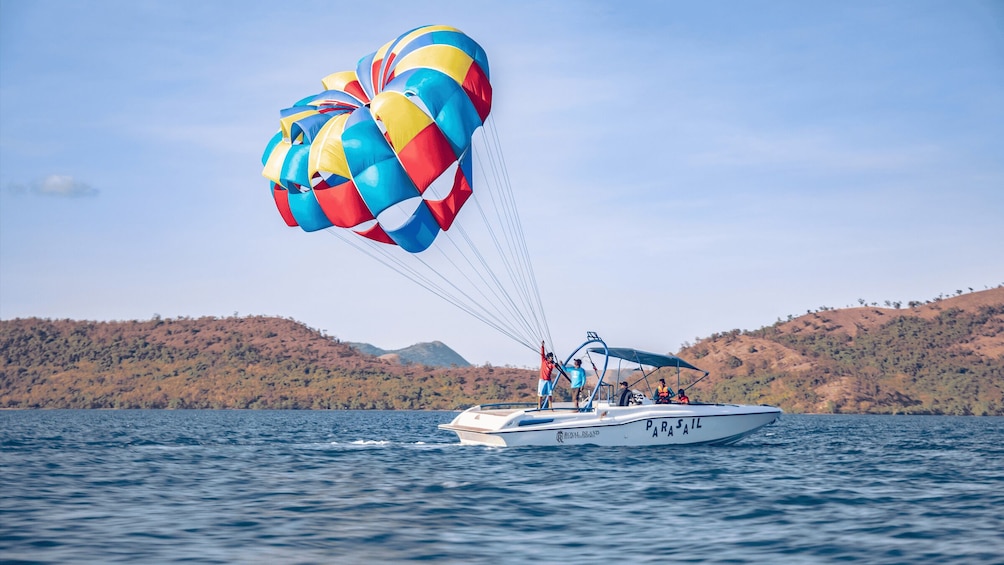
left=1, top=287, right=1001, bottom=414
left=675, top=286, right=1004, bottom=415
left=0, top=316, right=533, bottom=410
left=345, top=341, right=471, bottom=368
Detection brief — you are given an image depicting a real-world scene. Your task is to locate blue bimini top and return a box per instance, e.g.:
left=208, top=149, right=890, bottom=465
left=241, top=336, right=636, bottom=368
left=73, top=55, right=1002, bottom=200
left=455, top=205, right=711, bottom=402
left=588, top=347, right=703, bottom=372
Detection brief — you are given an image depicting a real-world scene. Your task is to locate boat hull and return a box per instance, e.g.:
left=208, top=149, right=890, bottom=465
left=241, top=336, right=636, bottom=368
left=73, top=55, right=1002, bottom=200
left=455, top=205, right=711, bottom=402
left=439, top=403, right=781, bottom=447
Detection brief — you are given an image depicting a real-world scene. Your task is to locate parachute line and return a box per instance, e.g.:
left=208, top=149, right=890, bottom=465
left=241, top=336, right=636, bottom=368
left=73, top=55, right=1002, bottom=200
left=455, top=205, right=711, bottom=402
left=324, top=228, right=535, bottom=351
left=317, top=119, right=551, bottom=353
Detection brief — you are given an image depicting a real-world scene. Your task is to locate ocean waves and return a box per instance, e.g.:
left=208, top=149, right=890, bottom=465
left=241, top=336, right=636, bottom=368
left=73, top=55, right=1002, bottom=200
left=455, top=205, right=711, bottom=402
left=1, top=411, right=1002, bottom=564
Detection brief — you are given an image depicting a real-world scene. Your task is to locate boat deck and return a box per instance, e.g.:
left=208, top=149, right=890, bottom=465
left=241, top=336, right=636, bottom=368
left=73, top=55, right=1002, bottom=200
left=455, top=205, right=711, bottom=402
left=476, top=408, right=525, bottom=416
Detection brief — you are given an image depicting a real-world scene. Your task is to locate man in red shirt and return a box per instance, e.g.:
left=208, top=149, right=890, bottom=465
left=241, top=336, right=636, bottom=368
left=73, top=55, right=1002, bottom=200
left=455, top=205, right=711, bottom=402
left=538, top=341, right=556, bottom=409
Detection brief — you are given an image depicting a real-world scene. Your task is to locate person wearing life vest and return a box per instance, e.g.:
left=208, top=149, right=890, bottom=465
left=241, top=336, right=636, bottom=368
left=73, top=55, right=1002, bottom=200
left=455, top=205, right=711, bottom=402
left=538, top=341, right=556, bottom=409
left=676, top=389, right=690, bottom=404
left=654, top=378, right=671, bottom=404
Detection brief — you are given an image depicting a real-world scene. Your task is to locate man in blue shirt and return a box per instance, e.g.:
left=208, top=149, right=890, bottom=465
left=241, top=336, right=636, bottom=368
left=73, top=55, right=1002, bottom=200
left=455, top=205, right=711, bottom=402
left=566, top=358, right=587, bottom=410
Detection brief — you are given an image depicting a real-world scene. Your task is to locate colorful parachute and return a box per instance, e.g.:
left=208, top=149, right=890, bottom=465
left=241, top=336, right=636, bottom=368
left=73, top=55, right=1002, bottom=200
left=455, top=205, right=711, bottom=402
left=261, top=26, right=551, bottom=354
left=261, top=25, right=493, bottom=253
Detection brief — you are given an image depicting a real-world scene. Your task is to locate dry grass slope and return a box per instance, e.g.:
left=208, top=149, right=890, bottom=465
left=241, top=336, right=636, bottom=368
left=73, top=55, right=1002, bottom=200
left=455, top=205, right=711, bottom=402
left=678, top=287, right=1004, bottom=415
left=0, top=316, right=535, bottom=410
left=2, top=287, right=1001, bottom=413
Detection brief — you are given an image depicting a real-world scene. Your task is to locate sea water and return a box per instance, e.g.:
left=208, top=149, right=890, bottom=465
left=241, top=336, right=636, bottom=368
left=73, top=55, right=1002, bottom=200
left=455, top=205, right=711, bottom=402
left=1, top=411, right=1002, bottom=564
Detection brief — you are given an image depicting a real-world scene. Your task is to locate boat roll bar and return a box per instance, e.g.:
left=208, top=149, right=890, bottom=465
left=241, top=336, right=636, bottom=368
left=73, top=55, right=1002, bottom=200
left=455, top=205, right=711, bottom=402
left=558, top=331, right=610, bottom=412
left=550, top=332, right=711, bottom=411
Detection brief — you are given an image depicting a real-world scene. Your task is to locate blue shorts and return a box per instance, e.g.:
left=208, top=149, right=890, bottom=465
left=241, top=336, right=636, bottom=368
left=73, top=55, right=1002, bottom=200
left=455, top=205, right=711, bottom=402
left=538, top=379, right=554, bottom=396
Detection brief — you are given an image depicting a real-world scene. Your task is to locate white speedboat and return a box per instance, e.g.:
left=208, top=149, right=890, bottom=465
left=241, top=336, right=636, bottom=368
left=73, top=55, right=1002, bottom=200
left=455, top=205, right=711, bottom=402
left=439, top=334, right=781, bottom=447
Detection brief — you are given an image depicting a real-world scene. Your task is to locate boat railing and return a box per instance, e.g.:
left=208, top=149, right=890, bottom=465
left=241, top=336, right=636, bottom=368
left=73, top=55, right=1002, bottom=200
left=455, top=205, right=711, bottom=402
left=476, top=402, right=537, bottom=410
left=594, top=383, right=615, bottom=404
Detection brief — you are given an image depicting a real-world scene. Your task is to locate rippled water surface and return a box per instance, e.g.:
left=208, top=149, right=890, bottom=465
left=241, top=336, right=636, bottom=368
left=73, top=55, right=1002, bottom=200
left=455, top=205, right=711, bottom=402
left=2, top=411, right=1002, bottom=564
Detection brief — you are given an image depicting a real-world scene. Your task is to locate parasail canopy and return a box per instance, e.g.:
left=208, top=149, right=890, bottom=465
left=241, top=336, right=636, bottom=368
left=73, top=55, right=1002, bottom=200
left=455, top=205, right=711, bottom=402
left=261, top=26, right=551, bottom=354
left=262, top=25, right=493, bottom=253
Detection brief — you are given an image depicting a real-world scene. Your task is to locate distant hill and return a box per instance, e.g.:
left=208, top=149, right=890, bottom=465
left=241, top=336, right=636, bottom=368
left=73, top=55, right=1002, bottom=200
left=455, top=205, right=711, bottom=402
left=675, top=287, right=1004, bottom=415
left=0, top=316, right=532, bottom=410
left=1, top=287, right=1001, bottom=414
left=346, top=341, right=471, bottom=368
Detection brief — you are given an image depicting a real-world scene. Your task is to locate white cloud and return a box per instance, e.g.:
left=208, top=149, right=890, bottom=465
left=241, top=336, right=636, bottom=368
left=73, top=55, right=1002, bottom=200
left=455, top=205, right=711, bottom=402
left=31, top=175, right=99, bottom=198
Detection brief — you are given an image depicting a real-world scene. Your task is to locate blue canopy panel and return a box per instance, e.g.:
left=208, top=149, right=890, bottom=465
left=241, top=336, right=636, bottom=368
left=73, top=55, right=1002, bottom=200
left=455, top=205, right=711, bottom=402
left=385, top=68, right=483, bottom=156
left=588, top=348, right=704, bottom=372
left=262, top=131, right=283, bottom=166
left=288, top=113, right=333, bottom=145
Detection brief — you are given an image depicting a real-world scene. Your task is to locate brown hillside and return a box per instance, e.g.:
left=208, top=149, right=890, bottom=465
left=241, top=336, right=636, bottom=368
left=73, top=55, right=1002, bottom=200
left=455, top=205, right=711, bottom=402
left=774, top=286, right=1004, bottom=342
left=677, top=287, right=1004, bottom=415
left=0, top=316, right=536, bottom=410
left=3, top=287, right=1002, bottom=414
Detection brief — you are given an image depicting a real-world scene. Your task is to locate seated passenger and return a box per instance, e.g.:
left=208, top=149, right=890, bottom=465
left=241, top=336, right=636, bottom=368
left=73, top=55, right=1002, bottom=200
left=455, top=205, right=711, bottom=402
left=617, top=381, right=632, bottom=406
left=654, top=378, right=671, bottom=404
left=676, top=389, right=690, bottom=404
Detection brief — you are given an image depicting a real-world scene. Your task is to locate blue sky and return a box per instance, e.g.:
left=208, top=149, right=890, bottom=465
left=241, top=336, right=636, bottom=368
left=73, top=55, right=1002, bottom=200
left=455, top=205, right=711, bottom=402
left=2, top=1, right=1002, bottom=367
